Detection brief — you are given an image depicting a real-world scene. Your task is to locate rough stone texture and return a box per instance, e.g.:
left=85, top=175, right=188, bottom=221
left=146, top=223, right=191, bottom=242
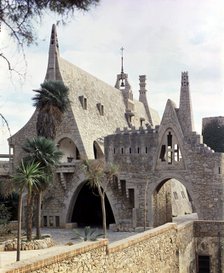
left=4, top=237, right=55, bottom=251
left=3, top=221, right=224, bottom=273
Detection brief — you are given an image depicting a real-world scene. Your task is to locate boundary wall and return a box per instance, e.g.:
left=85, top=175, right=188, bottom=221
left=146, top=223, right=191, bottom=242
left=1, top=221, right=224, bottom=273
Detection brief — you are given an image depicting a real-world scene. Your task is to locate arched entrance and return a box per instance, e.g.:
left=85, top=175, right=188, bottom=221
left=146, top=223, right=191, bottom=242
left=71, top=182, right=115, bottom=227
left=152, top=178, right=196, bottom=227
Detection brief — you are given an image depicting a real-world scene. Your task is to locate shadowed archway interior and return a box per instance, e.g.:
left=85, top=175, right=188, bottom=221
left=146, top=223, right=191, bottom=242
left=71, top=183, right=115, bottom=227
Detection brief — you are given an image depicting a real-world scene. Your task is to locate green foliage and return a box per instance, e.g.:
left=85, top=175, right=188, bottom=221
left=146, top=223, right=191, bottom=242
left=12, top=160, right=44, bottom=194
left=71, top=226, right=104, bottom=241
left=33, top=81, right=70, bottom=113
left=202, top=120, right=224, bottom=152
left=33, top=80, right=70, bottom=139
left=23, top=137, right=63, bottom=169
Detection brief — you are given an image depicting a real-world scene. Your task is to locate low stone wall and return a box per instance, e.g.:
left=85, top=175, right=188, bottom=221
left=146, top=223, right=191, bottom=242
left=2, top=221, right=224, bottom=273
left=1, top=223, right=179, bottom=273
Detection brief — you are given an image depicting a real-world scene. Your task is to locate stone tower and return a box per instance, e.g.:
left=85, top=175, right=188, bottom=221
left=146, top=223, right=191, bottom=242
left=114, top=48, right=134, bottom=126
left=177, top=72, right=194, bottom=135
left=45, top=24, right=62, bottom=81
left=138, top=75, right=153, bottom=126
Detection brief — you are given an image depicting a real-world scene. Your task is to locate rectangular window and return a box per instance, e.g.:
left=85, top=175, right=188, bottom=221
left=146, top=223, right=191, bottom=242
left=181, top=191, right=186, bottom=199
left=120, top=180, right=126, bottom=196
left=128, top=189, right=135, bottom=208
left=97, top=103, right=104, bottom=115
left=198, top=255, right=210, bottom=273
left=55, top=216, right=60, bottom=227
left=173, top=191, right=178, bottom=200
left=49, top=216, right=54, bottom=227
left=79, top=96, right=87, bottom=110
left=43, top=216, right=47, bottom=227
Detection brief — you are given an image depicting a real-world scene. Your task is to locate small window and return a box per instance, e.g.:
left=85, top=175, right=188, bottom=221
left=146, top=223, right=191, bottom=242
left=97, top=103, right=104, bottom=116
left=181, top=191, right=186, bottom=199
left=128, top=189, right=135, bottom=208
left=114, top=148, right=116, bottom=154
left=160, top=145, right=166, bottom=161
left=145, top=147, right=148, bottom=153
left=129, top=147, right=132, bottom=154
left=49, top=216, right=54, bottom=227
left=55, top=216, right=60, bottom=227
left=43, top=216, right=47, bottom=227
left=79, top=95, right=87, bottom=110
left=140, top=118, right=145, bottom=127
left=198, top=255, right=210, bottom=273
left=137, top=147, right=140, bottom=154
left=173, top=192, right=178, bottom=200
left=120, top=180, right=126, bottom=196
left=121, top=148, right=124, bottom=154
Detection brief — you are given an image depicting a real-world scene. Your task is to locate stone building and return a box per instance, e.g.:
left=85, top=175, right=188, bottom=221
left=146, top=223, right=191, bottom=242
left=1, top=23, right=224, bottom=272
left=2, top=24, right=224, bottom=233
left=2, top=23, right=192, bottom=228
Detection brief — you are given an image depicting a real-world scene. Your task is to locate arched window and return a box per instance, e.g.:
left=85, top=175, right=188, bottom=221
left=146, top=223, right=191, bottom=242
left=58, top=138, right=80, bottom=162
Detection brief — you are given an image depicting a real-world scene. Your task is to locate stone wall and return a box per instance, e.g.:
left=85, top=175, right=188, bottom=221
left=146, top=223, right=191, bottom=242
left=3, top=221, right=224, bottom=273
left=2, top=223, right=179, bottom=273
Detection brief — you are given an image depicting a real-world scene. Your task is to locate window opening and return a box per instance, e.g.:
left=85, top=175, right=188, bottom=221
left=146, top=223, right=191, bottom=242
left=160, top=145, right=166, bottom=161
left=129, top=147, right=132, bottom=154
left=145, top=147, right=148, bottom=153
left=128, top=189, right=135, bottom=208
left=120, top=180, right=126, bottom=196
left=43, top=216, right=47, bottom=227
left=198, top=255, right=210, bottom=273
left=55, top=216, right=60, bottom=227
left=137, top=147, right=140, bottom=154
left=173, top=192, right=178, bottom=200
left=121, top=148, right=124, bottom=154
left=167, top=132, right=172, bottom=147
left=181, top=191, right=186, bottom=199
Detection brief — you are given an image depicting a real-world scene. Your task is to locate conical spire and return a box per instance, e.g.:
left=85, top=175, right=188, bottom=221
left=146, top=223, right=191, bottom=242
left=45, top=24, right=62, bottom=81
left=139, top=75, right=153, bottom=126
left=178, top=72, right=194, bottom=135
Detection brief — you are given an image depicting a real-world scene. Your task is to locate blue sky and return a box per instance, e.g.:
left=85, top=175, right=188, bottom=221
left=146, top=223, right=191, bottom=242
left=0, top=0, right=224, bottom=153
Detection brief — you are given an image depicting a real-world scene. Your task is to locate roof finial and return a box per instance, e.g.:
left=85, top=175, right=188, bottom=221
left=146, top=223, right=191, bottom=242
left=120, top=47, right=125, bottom=87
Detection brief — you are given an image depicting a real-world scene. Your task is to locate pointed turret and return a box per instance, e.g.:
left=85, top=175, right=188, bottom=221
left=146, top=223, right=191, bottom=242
left=138, top=75, right=153, bottom=126
left=177, top=72, right=194, bottom=135
left=114, top=47, right=133, bottom=101
left=45, top=24, right=62, bottom=81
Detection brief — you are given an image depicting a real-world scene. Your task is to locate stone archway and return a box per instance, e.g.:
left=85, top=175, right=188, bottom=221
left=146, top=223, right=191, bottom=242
left=58, top=137, right=80, bottom=162
left=69, top=182, right=115, bottom=227
left=152, top=177, right=196, bottom=227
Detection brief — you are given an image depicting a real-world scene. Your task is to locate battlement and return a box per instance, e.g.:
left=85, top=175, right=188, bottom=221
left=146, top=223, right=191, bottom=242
left=115, top=125, right=159, bottom=135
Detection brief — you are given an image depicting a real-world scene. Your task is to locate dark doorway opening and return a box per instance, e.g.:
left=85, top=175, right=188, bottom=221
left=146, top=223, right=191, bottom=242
left=198, top=255, right=210, bottom=273
left=71, top=183, right=115, bottom=227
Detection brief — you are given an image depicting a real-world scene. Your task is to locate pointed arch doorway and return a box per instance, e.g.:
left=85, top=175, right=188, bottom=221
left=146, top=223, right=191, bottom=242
left=71, top=182, right=115, bottom=227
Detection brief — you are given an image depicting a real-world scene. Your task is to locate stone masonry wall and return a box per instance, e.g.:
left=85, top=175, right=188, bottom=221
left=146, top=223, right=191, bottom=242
left=2, top=223, right=179, bottom=273
left=3, top=221, right=224, bottom=273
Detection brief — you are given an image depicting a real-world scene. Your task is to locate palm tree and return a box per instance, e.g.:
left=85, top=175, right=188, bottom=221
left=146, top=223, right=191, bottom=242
left=12, top=160, right=44, bottom=261
left=32, top=80, right=70, bottom=139
left=23, top=136, right=63, bottom=238
left=83, top=159, right=118, bottom=238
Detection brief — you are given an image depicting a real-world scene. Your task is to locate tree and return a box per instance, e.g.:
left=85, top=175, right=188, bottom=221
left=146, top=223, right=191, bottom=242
left=23, top=136, right=63, bottom=238
left=0, top=0, right=99, bottom=71
left=83, top=159, right=118, bottom=238
left=12, top=160, right=44, bottom=261
left=32, top=80, right=70, bottom=139
left=202, top=120, right=224, bottom=152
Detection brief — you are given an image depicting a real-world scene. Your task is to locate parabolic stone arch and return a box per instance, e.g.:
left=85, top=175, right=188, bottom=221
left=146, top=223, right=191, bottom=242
left=64, top=177, right=118, bottom=227
left=147, top=174, right=197, bottom=227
